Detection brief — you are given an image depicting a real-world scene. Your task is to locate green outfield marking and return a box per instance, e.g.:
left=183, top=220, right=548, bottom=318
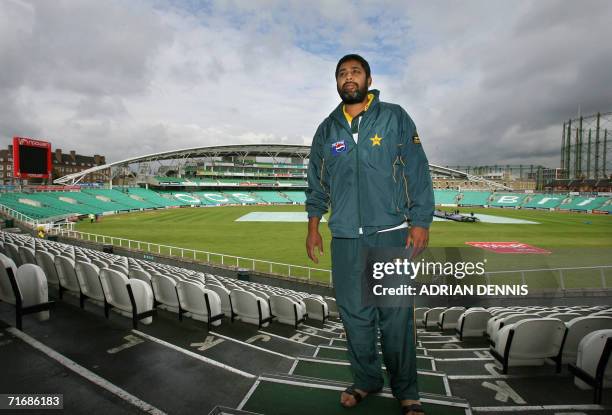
left=242, top=380, right=466, bottom=415
left=316, top=348, right=434, bottom=370
left=292, top=360, right=447, bottom=395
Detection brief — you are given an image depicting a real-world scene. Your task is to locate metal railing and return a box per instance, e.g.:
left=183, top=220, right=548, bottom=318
left=51, top=228, right=332, bottom=284
left=0, top=204, right=38, bottom=227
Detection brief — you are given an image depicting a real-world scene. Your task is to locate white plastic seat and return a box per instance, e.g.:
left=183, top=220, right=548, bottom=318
left=176, top=281, right=223, bottom=328
left=324, top=297, right=339, bottom=318
left=230, top=289, right=272, bottom=328
left=492, top=318, right=566, bottom=373
left=490, top=314, right=541, bottom=346
left=54, top=255, right=81, bottom=298
left=303, top=297, right=329, bottom=322
left=129, top=268, right=152, bottom=287
left=270, top=295, right=306, bottom=328
left=15, top=264, right=51, bottom=322
left=99, top=268, right=155, bottom=328
left=206, top=284, right=233, bottom=317
left=35, top=250, right=60, bottom=287
left=151, top=273, right=180, bottom=313
left=558, top=316, right=612, bottom=364
left=18, top=246, right=36, bottom=265
left=423, top=307, right=445, bottom=329
left=414, top=307, right=429, bottom=328
left=75, top=261, right=105, bottom=308
left=0, top=260, right=53, bottom=330
left=438, top=307, right=466, bottom=330
left=486, top=312, right=523, bottom=339
left=548, top=312, right=583, bottom=322
left=570, top=329, right=612, bottom=404
left=0, top=253, right=18, bottom=304
left=456, top=310, right=492, bottom=339
left=4, top=243, right=22, bottom=266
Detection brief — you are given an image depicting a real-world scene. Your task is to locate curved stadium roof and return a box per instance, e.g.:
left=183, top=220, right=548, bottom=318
left=54, top=143, right=510, bottom=190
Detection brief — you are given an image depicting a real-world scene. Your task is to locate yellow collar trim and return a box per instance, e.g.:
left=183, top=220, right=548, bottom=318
left=343, top=93, right=374, bottom=124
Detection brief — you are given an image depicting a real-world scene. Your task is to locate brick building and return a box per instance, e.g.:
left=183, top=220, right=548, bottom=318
left=0, top=144, right=108, bottom=185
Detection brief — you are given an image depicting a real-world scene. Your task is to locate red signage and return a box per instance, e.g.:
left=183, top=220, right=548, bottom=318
left=12, top=137, right=52, bottom=179
left=466, top=241, right=551, bottom=254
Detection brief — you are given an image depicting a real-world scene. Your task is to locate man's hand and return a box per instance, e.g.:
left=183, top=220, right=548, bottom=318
left=406, top=226, right=429, bottom=258
left=306, top=230, right=324, bottom=263
left=306, top=216, right=324, bottom=263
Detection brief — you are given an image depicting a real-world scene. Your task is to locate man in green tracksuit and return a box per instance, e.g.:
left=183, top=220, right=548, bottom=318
left=305, top=54, right=434, bottom=414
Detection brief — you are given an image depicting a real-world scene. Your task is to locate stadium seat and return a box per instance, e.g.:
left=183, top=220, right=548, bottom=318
left=35, top=251, right=60, bottom=288
left=150, top=273, right=180, bottom=313
left=569, top=329, right=612, bottom=404
left=206, top=284, right=233, bottom=318
left=303, top=297, right=329, bottom=323
left=437, top=306, right=466, bottom=330
left=270, top=295, right=306, bottom=328
left=0, top=261, right=54, bottom=330
left=176, top=281, right=223, bottom=329
left=18, top=246, right=36, bottom=265
left=557, top=316, right=612, bottom=365
left=129, top=268, right=153, bottom=287
left=109, top=264, right=129, bottom=275
left=414, top=307, right=429, bottom=328
left=324, top=297, right=339, bottom=318
left=548, top=312, right=583, bottom=322
left=230, top=289, right=272, bottom=328
left=99, top=268, right=156, bottom=328
left=75, top=261, right=106, bottom=309
left=54, top=255, right=81, bottom=299
left=491, top=318, right=566, bottom=374
left=489, top=314, right=541, bottom=346
left=456, top=310, right=492, bottom=340
left=0, top=253, right=18, bottom=304
left=423, top=307, right=445, bottom=329
left=4, top=243, right=22, bottom=266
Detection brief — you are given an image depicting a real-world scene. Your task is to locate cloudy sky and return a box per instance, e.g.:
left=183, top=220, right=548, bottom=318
left=1, top=0, right=611, bottom=167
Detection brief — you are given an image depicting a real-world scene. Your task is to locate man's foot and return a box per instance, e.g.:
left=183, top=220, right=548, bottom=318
left=400, top=399, right=424, bottom=414
left=340, top=386, right=368, bottom=408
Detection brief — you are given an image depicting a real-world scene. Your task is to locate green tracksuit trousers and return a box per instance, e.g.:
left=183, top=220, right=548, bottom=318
left=331, top=228, right=419, bottom=401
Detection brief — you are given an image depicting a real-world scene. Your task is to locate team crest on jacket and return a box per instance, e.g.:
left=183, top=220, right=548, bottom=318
left=370, top=133, right=383, bottom=146
left=331, top=140, right=346, bottom=156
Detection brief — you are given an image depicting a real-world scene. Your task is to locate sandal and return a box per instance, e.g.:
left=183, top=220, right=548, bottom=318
left=341, top=385, right=382, bottom=407
left=401, top=403, right=425, bottom=414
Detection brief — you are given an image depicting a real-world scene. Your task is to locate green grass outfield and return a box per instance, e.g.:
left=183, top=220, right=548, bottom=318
left=75, top=205, right=612, bottom=286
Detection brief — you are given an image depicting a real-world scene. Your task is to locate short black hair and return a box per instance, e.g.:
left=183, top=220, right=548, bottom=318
left=335, top=54, right=371, bottom=79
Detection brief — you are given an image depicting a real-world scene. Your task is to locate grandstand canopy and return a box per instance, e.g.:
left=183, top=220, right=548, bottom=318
left=54, top=143, right=510, bottom=190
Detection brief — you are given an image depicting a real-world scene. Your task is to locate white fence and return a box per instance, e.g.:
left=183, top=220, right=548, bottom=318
left=0, top=204, right=39, bottom=227
left=52, top=229, right=333, bottom=284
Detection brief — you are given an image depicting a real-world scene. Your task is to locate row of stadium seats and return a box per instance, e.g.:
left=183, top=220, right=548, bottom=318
left=0, top=189, right=307, bottom=220
left=434, top=190, right=612, bottom=211
left=0, top=232, right=337, bottom=332
left=416, top=305, right=612, bottom=402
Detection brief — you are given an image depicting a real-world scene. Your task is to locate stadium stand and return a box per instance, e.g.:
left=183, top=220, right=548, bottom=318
left=489, top=192, right=528, bottom=208
left=558, top=196, right=608, bottom=212
left=457, top=191, right=491, bottom=207
left=0, top=231, right=611, bottom=413
left=433, top=189, right=458, bottom=205
left=522, top=194, right=565, bottom=209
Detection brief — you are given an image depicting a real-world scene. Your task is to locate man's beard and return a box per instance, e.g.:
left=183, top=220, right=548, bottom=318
left=338, top=82, right=368, bottom=104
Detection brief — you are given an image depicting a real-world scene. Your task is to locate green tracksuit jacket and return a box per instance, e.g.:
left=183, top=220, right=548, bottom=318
left=305, top=89, right=434, bottom=237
